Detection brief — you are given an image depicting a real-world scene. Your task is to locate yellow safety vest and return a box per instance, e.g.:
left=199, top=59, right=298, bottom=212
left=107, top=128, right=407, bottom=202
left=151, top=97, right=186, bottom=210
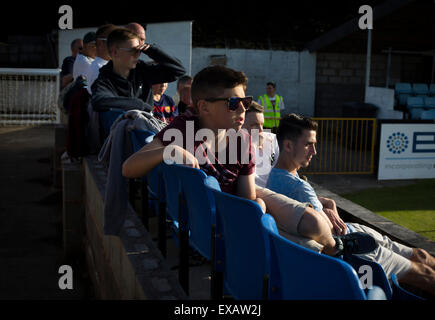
left=258, top=94, right=282, bottom=128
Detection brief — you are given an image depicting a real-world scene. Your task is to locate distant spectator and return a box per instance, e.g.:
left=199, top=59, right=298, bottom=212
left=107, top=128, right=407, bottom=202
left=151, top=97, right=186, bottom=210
left=152, top=82, right=178, bottom=123
left=73, top=31, right=97, bottom=81
left=91, top=27, right=185, bottom=112
left=125, top=22, right=146, bottom=45
left=86, top=24, right=117, bottom=94
left=173, top=75, right=193, bottom=105
left=258, top=81, right=285, bottom=129
left=177, top=85, right=192, bottom=114
left=60, top=38, right=83, bottom=89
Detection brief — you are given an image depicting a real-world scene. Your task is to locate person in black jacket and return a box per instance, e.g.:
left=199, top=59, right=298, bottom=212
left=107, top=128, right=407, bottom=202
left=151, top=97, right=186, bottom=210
left=91, top=27, right=186, bottom=112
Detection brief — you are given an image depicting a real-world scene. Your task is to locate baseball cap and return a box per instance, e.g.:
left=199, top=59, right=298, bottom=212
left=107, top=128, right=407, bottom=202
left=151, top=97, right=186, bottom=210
left=83, top=32, right=96, bottom=44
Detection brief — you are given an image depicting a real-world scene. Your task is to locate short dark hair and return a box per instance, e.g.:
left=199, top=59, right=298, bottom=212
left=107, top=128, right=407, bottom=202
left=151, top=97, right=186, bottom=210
left=276, top=113, right=318, bottom=150
left=106, top=27, right=139, bottom=53
left=70, top=38, right=82, bottom=50
left=177, top=75, right=193, bottom=89
left=191, top=65, right=248, bottom=108
left=267, top=81, right=276, bottom=88
left=96, top=24, right=117, bottom=39
left=246, top=101, right=264, bottom=114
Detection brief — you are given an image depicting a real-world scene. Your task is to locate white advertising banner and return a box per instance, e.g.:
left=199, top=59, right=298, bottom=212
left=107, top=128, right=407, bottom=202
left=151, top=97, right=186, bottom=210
left=378, top=123, right=435, bottom=180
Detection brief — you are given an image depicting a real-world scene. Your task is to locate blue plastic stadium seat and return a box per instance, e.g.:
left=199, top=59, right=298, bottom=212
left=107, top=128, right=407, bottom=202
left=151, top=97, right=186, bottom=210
left=424, top=96, right=435, bottom=108
left=429, top=83, right=435, bottom=96
left=412, top=83, right=429, bottom=96
left=99, top=108, right=126, bottom=137
left=395, top=83, right=412, bottom=107
left=395, top=82, right=412, bottom=95
left=206, top=181, right=271, bottom=300
left=420, top=109, right=435, bottom=120
left=407, top=96, right=425, bottom=119
left=261, top=214, right=386, bottom=300
left=170, top=165, right=223, bottom=298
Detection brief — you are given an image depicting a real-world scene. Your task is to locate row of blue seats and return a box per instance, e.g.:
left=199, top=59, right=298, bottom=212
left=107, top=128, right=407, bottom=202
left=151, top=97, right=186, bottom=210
left=395, top=82, right=435, bottom=109
left=406, top=96, right=435, bottom=120
left=98, top=108, right=423, bottom=300
left=127, top=125, right=423, bottom=300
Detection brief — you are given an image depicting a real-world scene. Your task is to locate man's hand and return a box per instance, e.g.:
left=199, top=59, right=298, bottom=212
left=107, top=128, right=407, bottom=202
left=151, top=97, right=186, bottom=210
left=318, top=197, right=347, bottom=235
left=140, top=43, right=151, bottom=52
left=163, top=145, right=199, bottom=169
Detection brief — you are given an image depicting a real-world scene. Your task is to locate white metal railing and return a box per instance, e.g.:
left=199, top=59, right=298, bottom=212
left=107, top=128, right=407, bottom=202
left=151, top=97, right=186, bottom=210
left=0, top=68, right=61, bottom=125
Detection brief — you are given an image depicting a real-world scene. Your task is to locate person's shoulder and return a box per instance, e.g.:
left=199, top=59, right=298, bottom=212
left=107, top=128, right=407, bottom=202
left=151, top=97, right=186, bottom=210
left=163, top=94, right=175, bottom=105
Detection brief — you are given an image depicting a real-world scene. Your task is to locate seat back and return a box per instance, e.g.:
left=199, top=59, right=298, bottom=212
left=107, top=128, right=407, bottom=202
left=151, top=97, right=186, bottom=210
left=429, top=83, right=435, bottom=96
left=395, top=82, right=412, bottom=95
left=343, top=253, right=393, bottom=299
left=261, top=214, right=368, bottom=300
left=407, top=96, right=425, bottom=108
left=420, top=109, right=435, bottom=120
left=130, top=129, right=155, bottom=152
left=99, top=108, right=126, bottom=137
left=207, top=186, right=270, bottom=300
left=160, top=163, right=181, bottom=222
left=412, top=83, right=429, bottom=96
left=172, top=165, right=218, bottom=259
left=424, top=96, right=435, bottom=108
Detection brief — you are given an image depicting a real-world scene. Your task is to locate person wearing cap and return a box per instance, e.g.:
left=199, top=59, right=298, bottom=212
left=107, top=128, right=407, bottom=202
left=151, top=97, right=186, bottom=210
left=258, top=81, right=285, bottom=129
left=72, top=31, right=97, bottom=81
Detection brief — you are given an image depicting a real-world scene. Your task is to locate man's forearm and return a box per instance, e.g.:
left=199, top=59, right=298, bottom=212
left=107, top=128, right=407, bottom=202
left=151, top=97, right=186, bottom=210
left=143, top=45, right=186, bottom=83
left=123, top=145, right=165, bottom=178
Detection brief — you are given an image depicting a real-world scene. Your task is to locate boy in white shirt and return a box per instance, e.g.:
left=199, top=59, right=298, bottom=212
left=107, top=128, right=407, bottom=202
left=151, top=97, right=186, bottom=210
left=73, top=31, right=96, bottom=81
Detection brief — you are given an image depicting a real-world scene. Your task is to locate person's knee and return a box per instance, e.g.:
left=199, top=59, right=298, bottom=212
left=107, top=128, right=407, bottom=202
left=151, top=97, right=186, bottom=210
left=254, top=198, right=266, bottom=213
left=411, top=248, right=431, bottom=264
left=298, top=208, right=330, bottom=239
left=401, top=261, right=435, bottom=282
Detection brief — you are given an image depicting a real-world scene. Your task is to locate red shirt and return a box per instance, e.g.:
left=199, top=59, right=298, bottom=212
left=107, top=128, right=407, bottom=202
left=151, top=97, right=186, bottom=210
left=155, top=109, right=255, bottom=195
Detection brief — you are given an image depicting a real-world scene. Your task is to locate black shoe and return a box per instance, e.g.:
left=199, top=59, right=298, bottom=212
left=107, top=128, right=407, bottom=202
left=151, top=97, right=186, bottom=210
left=333, top=232, right=378, bottom=257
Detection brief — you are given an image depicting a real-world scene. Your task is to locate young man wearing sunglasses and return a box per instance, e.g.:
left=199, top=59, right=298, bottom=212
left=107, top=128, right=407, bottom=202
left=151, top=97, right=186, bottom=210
left=91, top=27, right=186, bottom=112
left=123, top=65, right=345, bottom=257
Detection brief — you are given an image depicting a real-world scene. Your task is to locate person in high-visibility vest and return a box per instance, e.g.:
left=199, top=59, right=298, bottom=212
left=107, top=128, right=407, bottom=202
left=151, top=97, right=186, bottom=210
left=258, top=81, right=285, bottom=129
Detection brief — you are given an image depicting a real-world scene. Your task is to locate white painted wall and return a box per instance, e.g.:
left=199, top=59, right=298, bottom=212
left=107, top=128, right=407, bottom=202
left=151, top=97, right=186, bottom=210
left=192, top=48, right=317, bottom=116
left=58, top=21, right=192, bottom=97
left=365, top=86, right=403, bottom=119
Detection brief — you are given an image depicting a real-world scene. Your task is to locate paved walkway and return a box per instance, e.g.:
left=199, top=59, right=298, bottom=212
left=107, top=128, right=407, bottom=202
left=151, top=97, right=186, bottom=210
left=0, top=125, right=93, bottom=299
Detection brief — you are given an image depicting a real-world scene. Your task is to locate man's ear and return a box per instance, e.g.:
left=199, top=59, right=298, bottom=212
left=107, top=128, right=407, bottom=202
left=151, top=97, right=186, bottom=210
left=283, top=139, right=293, bottom=153
left=197, top=100, right=211, bottom=116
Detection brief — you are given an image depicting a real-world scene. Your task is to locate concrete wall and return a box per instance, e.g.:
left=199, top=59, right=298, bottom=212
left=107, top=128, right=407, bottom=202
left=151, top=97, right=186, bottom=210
left=315, top=52, right=428, bottom=117
left=192, top=48, right=317, bottom=117
left=76, top=156, right=186, bottom=299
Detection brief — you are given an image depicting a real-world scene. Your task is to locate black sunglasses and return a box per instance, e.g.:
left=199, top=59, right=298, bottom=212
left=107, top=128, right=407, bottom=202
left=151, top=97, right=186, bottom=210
left=204, top=96, right=253, bottom=111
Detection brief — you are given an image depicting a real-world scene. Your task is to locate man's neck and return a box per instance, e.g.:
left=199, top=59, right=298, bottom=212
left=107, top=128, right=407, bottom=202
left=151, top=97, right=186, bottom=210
left=274, top=154, right=298, bottom=176
left=97, top=54, right=110, bottom=62
left=198, top=118, right=227, bottom=153
left=112, top=63, right=130, bottom=79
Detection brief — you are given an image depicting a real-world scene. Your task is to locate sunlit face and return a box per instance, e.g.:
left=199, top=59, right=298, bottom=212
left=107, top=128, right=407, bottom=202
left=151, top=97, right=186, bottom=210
left=290, top=129, right=317, bottom=169
left=114, top=38, right=141, bottom=70
left=243, top=112, right=264, bottom=134
left=199, top=84, right=247, bottom=131
left=152, top=83, right=168, bottom=96
left=243, top=111, right=264, bottom=147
